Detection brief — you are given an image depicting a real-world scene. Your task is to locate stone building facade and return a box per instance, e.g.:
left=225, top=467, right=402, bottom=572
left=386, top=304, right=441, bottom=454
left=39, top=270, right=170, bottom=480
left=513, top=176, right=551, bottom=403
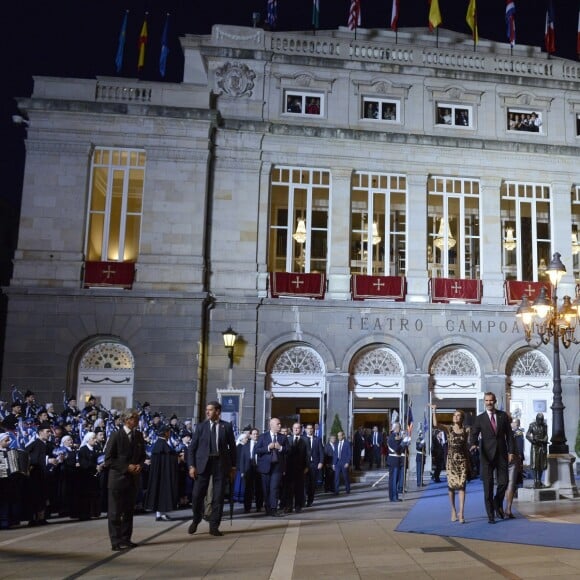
left=3, top=25, right=580, bottom=466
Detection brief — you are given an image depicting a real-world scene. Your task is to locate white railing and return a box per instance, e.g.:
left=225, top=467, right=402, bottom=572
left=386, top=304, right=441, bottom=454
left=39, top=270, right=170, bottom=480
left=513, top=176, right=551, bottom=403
left=95, top=82, right=152, bottom=103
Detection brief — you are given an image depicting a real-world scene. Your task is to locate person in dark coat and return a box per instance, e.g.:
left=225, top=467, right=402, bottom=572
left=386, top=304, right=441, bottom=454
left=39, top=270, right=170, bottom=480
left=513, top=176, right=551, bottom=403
left=284, top=422, right=309, bottom=513
left=469, top=391, right=515, bottom=524
left=105, top=408, right=146, bottom=551
left=77, top=431, right=102, bottom=519
left=144, top=425, right=179, bottom=521
left=25, top=422, right=59, bottom=525
left=303, top=423, right=324, bottom=507
left=187, top=401, right=237, bottom=536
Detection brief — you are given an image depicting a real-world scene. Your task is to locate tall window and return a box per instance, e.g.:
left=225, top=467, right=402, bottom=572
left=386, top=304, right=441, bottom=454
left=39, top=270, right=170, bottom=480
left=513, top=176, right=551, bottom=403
left=571, top=186, right=580, bottom=281
left=428, top=176, right=480, bottom=279
left=85, top=148, right=146, bottom=262
left=268, top=167, right=330, bottom=273
left=501, top=181, right=551, bottom=281
left=350, top=172, right=406, bottom=275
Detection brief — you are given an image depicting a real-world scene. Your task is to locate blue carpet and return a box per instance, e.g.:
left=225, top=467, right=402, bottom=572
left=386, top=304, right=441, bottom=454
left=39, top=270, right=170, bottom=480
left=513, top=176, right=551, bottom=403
left=396, top=479, right=580, bottom=550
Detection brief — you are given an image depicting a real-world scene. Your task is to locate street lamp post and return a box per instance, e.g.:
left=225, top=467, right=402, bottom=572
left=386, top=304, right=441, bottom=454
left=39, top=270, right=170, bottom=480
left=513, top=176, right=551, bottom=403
left=222, top=327, right=238, bottom=388
left=516, top=252, right=579, bottom=496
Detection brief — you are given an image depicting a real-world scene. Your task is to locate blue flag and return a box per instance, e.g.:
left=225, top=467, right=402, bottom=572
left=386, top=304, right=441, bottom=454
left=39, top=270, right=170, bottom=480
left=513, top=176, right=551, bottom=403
left=115, top=11, right=129, bottom=73
left=159, top=14, right=170, bottom=78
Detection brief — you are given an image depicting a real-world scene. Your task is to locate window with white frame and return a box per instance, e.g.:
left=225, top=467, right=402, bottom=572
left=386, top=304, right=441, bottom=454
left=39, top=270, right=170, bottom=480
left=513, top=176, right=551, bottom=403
left=500, top=181, right=551, bottom=281
left=284, top=91, right=324, bottom=116
left=507, top=108, right=543, bottom=134
left=435, top=103, right=472, bottom=128
left=268, top=167, right=330, bottom=273
left=85, top=148, right=146, bottom=262
left=361, top=97, right=400, bottom=122
left=427, top=176, right=480, bottom=279
left=571, top=186, right=580, bottom=281
left=350, top=172, right=406, bottom=276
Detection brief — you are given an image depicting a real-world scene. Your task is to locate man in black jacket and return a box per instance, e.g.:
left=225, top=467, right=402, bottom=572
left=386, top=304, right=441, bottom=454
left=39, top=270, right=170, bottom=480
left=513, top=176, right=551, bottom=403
left=105, top=409, right=146, bottom=550
left=469, top=392, right=515, bottom=523
left=187, top=401, right=236, bottom=536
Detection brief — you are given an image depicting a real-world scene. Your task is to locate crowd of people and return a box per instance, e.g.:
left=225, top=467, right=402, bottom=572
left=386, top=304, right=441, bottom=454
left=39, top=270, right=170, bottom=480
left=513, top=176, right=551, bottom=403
left=1, top=386, right=545, bottom=541
left=0, top=388, right=193, bottom=531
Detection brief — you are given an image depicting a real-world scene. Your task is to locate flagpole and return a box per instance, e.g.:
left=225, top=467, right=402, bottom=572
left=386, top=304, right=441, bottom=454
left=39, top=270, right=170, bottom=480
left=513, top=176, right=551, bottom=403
left=436, top=28, right=439, bottom=49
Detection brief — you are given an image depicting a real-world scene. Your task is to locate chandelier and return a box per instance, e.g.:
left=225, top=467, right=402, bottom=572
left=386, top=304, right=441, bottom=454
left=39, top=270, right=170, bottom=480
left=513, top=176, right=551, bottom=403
left=503, top=226, right=516, bottom=251
left=292, top=218, right=307, bottom=244
left=433, top=217, right=456, bottom=250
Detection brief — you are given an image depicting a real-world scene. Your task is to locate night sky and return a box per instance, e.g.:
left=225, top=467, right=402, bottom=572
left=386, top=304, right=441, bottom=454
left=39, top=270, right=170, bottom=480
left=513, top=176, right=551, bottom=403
left=0, top=0, right=579, bottom=209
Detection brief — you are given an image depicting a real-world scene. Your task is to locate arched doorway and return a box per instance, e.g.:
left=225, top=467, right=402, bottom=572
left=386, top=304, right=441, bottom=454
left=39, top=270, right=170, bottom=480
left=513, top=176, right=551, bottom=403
left=350, top=345, right=405, bottom=432
left=507, top=348, right=552, bottom=462
left=430, top=347, right=481, bottom=426
left=77, top=341, right=135, bottom=412
left=267, top=344, right=325, bottom=432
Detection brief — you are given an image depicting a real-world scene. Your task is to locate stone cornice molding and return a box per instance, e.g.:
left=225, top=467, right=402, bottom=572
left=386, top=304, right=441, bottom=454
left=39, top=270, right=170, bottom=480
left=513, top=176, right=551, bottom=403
left=425, top=84, right=484, bottom=105
left=352, top=77, right=411, bottom=99
left=274, top=71, right=336, bottom=93
left=26, top=140, right=91, bottom=156
left=497, top=91, right=554, bottom=112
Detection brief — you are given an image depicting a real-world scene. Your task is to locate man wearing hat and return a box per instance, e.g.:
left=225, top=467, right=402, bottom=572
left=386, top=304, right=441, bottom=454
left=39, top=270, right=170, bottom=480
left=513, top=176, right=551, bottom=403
left=61, top=397, right=80, bottom=423
left=105, top=408, right=146, bottom=551
left=23, top=390, right=39, bottom=419
left=26, top=422, right=59, bottom=525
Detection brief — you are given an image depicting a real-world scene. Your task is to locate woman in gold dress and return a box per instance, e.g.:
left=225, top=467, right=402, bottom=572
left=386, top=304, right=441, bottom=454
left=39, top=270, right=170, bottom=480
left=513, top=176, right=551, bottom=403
left=431, top=405, right=471, bottom=523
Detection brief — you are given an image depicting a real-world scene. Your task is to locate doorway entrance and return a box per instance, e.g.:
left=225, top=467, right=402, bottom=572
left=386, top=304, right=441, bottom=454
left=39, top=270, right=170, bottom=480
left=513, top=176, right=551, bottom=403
left=77, top=341, right=134, bottom=412
left=272, top=396, right=321, bottom=428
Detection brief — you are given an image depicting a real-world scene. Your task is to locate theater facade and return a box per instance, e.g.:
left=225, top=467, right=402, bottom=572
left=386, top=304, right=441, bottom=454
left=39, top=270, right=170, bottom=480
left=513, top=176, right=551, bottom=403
left=3, top=24, right=580, bottom=463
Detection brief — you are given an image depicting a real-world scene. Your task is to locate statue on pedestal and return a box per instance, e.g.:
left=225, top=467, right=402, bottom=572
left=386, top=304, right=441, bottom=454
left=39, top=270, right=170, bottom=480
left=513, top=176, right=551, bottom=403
left=526, top=413, right=548, bottom=488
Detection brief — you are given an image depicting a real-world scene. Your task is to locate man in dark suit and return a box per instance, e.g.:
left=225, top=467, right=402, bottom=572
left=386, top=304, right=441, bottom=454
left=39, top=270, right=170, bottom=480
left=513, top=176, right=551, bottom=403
left=469, top=391, right=515, bottom=523
left=333, top=431, right=352, bottom=494
left=187, top=400, right=237, bottom=537
left=284, top=422, right=309, bottom=513
left=256, top=417, right=288, bottom=516
left=239, top=427, right=263, bottom=513
left=303, top=423, right=324, bottom=506
left=352, top=426, right=366, bottom=471
left=105, top=408, right=146, bottom=551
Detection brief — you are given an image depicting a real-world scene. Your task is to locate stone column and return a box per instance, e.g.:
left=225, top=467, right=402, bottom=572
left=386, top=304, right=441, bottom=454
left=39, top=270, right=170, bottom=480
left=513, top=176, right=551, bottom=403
left=480, top=176, right=504, bottom=304
left=257, top=162, right=273, bottom=297
left=405, top=172, right=429, bottom=301
left=325, top=373, right=350, bottom=438
left=405, top=374, right=430, bottom=483
left=551, top=178, right=575, bottom=296
left=327, top=167, right=353, bottom=300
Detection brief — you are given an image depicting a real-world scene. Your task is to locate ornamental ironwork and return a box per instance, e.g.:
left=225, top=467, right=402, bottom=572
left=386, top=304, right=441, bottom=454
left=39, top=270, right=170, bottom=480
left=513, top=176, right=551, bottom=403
left=271, top=346, right=324, bottom=375
left=510, top=350, right=551, bottom=378
left=80, top=342, right=134, bottom=370
left=431, top=348, right=480, bottom=377
left=353, top=347, right=404, bottom=376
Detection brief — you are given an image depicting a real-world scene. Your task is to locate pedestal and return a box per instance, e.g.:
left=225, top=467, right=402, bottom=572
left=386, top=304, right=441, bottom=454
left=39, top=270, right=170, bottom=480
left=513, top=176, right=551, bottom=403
left=545, top=453, right=579, bottom=499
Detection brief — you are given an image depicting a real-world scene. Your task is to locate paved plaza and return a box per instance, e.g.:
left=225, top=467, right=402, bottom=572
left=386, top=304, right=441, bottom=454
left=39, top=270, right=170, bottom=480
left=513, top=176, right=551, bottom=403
left=1, top=480, right=580, bottom=579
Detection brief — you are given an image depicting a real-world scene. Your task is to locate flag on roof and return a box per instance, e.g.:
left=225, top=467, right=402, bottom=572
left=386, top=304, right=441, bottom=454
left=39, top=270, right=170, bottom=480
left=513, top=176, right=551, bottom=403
left=137, top=16, right=148, bottom=71
left=159, top=13, right=170, bottom=78
left=466, top=0, right=478, bottom=44
left=115, top=10, right=128, bottom=73
left=429, top=0, right=442, bottom=31
left=391, top=0, right=400, bottom=31
left=348, top=0, right=361, bottom=31
left=544, top=1, right=556, bottom=54
left=267, top=0, right=278, bottom=28
left=505, top=1, right=516, bottom=47
left=312, top=0, right=320, bottom=29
